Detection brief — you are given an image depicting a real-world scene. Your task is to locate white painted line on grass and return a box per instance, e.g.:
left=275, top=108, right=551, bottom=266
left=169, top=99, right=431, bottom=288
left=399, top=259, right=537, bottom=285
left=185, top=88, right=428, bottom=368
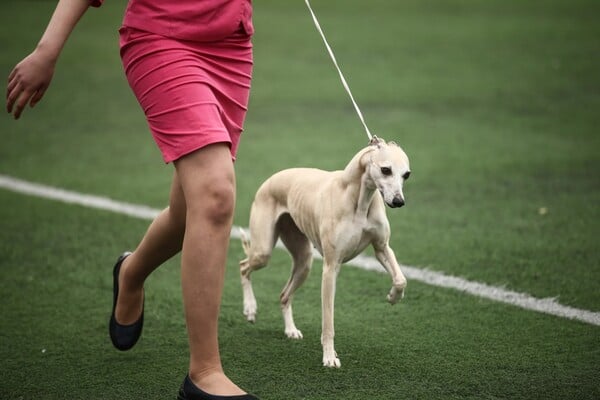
left=0, top=174, right=160, bottom=220
left=1, top=173, right=599, bottom=327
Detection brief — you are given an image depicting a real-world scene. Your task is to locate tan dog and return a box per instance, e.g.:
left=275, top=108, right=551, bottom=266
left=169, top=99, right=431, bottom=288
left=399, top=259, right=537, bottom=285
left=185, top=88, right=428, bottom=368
left=239, top=137, right=410, bottom=368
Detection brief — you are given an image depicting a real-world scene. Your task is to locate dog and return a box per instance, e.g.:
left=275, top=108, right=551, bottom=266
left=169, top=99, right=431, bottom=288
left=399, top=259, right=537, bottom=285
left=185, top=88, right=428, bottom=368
left=239, top=137, right=410, bottom=368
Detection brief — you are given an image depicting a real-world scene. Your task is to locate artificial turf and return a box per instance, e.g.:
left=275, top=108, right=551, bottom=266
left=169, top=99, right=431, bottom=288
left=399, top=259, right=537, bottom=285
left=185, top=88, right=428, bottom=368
left=1, top=0, right=598, bottom=399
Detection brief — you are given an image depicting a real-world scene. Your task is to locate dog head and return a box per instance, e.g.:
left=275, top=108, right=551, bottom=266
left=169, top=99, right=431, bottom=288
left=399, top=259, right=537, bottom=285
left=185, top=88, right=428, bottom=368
left=365, top=137, right=411, bottom=208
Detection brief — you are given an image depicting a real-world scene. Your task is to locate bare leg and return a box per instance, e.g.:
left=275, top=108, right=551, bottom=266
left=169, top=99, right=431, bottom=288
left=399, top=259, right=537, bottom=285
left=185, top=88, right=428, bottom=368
left=115, top=170, right=186, bottom=324
left=115, top=143, right=245, bottom=395
left=174, top=143, right=245, bottom=396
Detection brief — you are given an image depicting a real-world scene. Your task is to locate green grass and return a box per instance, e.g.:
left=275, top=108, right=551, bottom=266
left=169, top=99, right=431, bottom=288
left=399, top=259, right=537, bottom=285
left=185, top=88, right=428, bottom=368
left=1, top=0, right=599, bottom=399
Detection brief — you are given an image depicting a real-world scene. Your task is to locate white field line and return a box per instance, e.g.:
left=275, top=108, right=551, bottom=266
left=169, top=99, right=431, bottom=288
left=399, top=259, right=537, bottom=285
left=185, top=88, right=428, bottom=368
left=1, top=173, right=599, bottom=327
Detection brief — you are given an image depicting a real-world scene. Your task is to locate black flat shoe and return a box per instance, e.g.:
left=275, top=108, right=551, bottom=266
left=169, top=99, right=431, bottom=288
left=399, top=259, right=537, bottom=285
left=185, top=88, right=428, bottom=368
left=109, top=251, right=144, bottom=351
left=177, top=375, right=259, bottom=400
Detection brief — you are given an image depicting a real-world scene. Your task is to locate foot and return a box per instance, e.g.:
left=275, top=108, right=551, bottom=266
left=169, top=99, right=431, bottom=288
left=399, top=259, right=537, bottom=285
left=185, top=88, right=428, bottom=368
left=115, top=254, right=144, bottom=325
left=179, top=373, right=259, bottom=399
left=189, top=371, right=247, bottom=397
left=109, top=252, right=144, bottom=351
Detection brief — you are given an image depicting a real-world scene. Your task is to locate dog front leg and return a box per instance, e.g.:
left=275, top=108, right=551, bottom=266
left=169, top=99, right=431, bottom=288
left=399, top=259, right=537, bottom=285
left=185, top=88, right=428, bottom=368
left=374, top=245, right=407, bottom=304
left=321, top=260, right=341, bottom=368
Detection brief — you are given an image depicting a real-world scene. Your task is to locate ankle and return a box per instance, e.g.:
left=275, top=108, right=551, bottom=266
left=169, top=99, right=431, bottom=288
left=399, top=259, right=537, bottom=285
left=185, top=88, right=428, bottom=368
left=120, top=254, right=145, bottom=291
left=188, top=366, right=224, bottom=384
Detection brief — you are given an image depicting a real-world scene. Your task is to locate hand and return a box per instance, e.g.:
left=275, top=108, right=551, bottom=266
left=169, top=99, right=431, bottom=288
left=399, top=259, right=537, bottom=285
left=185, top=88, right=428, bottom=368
left=6, top=50, right=56, bottom=119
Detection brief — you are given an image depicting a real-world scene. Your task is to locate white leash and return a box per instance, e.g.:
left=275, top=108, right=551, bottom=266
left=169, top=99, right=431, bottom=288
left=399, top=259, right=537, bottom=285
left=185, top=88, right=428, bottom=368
left=304, top=0, right=373, bottom=141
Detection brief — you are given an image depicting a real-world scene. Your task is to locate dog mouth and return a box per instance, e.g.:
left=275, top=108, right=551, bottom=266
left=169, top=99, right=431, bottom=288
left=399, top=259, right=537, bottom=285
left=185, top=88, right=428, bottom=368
left=380, top=190, right=405, bottom=208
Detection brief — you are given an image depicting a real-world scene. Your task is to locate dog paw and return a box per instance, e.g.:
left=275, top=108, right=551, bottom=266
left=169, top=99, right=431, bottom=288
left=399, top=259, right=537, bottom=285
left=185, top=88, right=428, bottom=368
left=244, top=312, right=256, bottom=323
left=387, top=292, right=397, bottom=304
left=243, top=304, right=257, bottom=323
left=387, top=286, right=404, bottom=304
left=322, top=355, right=341, bottom=368
left=285, top=328, right=303, bottom=340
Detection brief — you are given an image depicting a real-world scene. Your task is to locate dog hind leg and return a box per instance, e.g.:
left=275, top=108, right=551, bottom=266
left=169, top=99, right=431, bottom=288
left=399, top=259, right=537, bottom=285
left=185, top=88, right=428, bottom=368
left=239, top=201, right=280, bottom=323
left=277, top=214, right=313, bottom=340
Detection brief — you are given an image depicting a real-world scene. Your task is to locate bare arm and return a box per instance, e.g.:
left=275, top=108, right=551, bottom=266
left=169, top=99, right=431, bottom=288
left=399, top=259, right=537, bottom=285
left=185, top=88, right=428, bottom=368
left=6, top=0, right=93, bottom=119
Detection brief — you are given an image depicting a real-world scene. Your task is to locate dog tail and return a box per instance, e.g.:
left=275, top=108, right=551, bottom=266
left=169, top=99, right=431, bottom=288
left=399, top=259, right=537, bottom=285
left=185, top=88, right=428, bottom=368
left=238, top=227, right=251, bottom=255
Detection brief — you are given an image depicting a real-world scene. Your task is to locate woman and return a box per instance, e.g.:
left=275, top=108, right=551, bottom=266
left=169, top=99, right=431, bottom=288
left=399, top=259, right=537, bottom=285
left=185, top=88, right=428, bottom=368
left=6, top=0, right=259, bottom=399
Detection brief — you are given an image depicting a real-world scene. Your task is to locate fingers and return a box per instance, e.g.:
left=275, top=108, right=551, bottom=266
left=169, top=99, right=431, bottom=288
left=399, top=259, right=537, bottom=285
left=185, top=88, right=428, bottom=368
left=6, top=69, right=24, bottom=117
left=7, top=67, right=16, bottom=87
left=6, top=70, right=18, bottom=108
left=6, top=80, right=21, bottom=114
left=6, top=71, right=47, bottom=119
left=7, top=82, right=36, bottom=120
left=30, top=86, right=47, bottom=108
left=6, top=82, right=27, bottom=119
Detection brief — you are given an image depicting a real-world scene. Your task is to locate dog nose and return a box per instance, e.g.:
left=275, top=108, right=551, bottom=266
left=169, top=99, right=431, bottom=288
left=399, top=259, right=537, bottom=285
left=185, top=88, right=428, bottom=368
left=392, top=197, right=405, bottom=208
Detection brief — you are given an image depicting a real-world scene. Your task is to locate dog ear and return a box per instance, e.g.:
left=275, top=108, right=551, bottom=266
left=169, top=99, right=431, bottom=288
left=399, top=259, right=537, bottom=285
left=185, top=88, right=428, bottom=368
left=369, top=136, right=384, bottom=147
left=388, top=141, right=397, bottom=146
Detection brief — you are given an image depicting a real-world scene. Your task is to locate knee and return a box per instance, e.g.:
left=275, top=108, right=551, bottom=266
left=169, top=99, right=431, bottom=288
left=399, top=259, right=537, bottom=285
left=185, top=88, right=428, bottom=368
left=189, top=180, right=235, bottom=226
left=251, top=252, right=271, bottom=269
left=298, top=265, right=311, bottom=281
left=207, top=182, right=235, bottom=225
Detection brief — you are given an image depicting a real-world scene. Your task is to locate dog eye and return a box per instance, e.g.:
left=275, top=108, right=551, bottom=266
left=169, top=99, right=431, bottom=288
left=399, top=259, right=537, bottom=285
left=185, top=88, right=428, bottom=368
left=380, top=167, right=392, bottom=176
left=402, top=171, right=411, bottom=180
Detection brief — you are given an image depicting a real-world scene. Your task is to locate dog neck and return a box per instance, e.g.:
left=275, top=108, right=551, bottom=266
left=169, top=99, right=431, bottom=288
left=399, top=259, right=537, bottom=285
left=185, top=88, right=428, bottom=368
left=342, top=146, right=378, bottom=219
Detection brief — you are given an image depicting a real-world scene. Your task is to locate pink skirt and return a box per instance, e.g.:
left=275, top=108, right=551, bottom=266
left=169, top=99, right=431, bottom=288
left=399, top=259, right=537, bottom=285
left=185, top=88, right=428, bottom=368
left=119, top=26, right=253, bottom=163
